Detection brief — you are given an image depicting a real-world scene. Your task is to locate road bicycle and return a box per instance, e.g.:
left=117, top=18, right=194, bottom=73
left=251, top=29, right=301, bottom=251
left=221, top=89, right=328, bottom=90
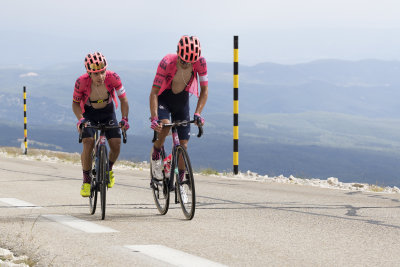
left=79, top=122, right=127, bottom=220
left=151, top=120, right=202, bottom=220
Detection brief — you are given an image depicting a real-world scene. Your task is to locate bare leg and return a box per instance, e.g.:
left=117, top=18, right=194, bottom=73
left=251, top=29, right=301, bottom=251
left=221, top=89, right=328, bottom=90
left=178, top=139, right=188, bottom=171
left=153, top=119, right=171, bottom=150
left=108, top=138, right=121, bottom=163
left=81, top=137, right=94, bottom=171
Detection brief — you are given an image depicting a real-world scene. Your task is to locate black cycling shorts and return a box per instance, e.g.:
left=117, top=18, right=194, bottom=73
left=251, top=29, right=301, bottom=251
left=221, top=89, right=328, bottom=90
left=158, top=89, right=190, bottom=140
left=82, top=103, right=121, bottom=140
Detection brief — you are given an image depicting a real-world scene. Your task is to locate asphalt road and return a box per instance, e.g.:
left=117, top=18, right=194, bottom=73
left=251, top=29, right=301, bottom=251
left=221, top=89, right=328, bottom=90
left=0, top=156, right=399, bottom=266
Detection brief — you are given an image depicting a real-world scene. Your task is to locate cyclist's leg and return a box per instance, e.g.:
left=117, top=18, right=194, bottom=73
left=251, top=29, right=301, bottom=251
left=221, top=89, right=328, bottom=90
left=151, top=96, right=171, bottom=180
left=80, top=109, right=97, bottom=196
left=105, top=117, right=121, bottom=167
left=153, top=96, right=171, bottom=151
left=178, top=140, right=188, bottom=174
left=81, top=122, right=95, bottom=179
left=104, top=111, right=121, bottom=188
left=81, top=107, right=97, bottom=174
left=82, top=137, right=95, bottom=172
left=80, top=136, right=94, bottom=197
left=153, top=121, right=170, bottom=149
left=108, top=138, right=121, bottom=164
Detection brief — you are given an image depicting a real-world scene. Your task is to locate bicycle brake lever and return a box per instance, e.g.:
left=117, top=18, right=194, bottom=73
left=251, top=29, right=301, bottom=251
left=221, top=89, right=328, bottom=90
left=122, top=130, right=127, bottom=144
left=152, top=131, right=158, bottom=143
left=197, top=125, right=203, bottom=138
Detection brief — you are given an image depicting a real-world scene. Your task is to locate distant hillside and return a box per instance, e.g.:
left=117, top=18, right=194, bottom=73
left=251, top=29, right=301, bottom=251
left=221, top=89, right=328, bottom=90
left=2, top=59, right=400, bottom=187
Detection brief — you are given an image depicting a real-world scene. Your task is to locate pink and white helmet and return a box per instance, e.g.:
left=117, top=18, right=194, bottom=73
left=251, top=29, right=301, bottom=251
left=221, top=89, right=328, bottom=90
left=84, top=52, right=107, bottom=73
left=177, top=36, right=201, bottom=63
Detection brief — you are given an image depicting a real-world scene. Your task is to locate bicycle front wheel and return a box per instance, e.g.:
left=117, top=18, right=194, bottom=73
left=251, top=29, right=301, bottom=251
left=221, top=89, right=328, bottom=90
left=89, top=147, right=97, bottom=215
left=99, top=145, right=108, bottom=220
left=151, top=147, right=169, bottom=215
left=175, top=145, right=196, bottom=220
left=89, top=177, right=98, bottom=215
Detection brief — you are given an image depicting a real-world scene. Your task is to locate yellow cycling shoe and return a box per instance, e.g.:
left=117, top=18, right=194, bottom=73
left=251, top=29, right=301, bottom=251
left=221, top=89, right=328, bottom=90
left=108, top=170, right=115, bottom=188
left=80, top=183, right=91, bottom=197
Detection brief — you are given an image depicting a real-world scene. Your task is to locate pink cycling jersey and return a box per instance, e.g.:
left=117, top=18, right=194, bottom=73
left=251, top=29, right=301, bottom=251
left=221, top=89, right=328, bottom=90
left=152, top=54, right=208, bottom=97
left=73, top=70, right=126, bottom=113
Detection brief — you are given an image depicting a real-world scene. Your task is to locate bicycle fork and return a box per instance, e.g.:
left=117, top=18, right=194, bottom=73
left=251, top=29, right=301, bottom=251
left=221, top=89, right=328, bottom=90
left=96, top=134, right=109, bottom=187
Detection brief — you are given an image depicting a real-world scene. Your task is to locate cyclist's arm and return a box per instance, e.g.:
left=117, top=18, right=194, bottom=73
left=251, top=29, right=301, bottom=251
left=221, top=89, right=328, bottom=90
left=73, top=77, right=84, bottom=120
left=72, top=101, right=83, bottom=120
left=194, top=85, right=208, bottom=114
left=149, top=86, right=160, bottom=119
left=150, top=57, right=167, bottom=119
left=119, top=95, right=129, bottom=119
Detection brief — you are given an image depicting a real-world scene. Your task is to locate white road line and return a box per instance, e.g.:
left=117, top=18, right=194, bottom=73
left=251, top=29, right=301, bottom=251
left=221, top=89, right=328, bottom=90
left=125, top=245, right=227, bottom=267
left=0, top=198, right=41, bottom=209
left=42, top=214, right=118, bottom=233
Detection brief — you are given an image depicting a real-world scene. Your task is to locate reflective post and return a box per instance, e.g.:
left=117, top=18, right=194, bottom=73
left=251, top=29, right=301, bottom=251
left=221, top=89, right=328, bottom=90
left=233, top=36, right=239, bottom=174
left=23, top=86, right=27, bottom=154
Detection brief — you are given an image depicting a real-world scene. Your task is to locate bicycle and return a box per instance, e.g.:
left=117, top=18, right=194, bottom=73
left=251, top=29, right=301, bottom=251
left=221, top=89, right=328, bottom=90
left=79, top=122, right=127, bottom=220
left=151, top=120, right=203, bottom=220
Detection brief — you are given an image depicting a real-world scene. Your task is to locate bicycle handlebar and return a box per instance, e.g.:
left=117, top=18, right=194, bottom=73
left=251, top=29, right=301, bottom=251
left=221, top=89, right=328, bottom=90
left=79, top=122, right=127, bottom=144
left=152, top=120, right=203, bottom=143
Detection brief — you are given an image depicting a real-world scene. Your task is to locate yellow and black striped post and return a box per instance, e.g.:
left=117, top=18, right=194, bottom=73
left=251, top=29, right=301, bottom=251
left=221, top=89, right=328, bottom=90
left=233, top=36, right=239, bottom=174
left=23, top=86, right=27, bottom=154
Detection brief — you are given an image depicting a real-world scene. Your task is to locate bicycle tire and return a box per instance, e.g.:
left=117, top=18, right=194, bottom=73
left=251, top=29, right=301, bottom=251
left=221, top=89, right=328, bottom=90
left=175, top=145, right=196, bottom=220
left=151, top=148, right=169, bottom=215
left=99, top=145, right=108, bottom=220
left=89, top=148, right=98, bottom=215
left=89, top=177, right=98, bottom=215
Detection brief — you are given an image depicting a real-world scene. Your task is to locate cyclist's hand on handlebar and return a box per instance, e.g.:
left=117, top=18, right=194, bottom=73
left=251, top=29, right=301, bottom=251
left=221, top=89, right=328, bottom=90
left=150, top=116, right=162, bottom=132
left=119, top=116, right=130, bottom=131
left=194, top=113, right=205, bottom=126
left=77, top=117, right=87, bottom=132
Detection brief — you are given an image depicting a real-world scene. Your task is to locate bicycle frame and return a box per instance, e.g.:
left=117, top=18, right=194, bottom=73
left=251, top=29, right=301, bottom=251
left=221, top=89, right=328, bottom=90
left=94, top=129, right=108, bottom=185
left=154, top=120, right=202, bottom=188
left=168, top=126, right=182, bottom=192
left=95, top=131, right=107, bottom=149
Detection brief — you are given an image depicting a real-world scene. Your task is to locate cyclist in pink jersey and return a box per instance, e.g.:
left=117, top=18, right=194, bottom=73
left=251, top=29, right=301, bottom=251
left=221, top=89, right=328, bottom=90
left=73, top=52, right=130, bottom=197
left=149, top=35, right=208, bottom=181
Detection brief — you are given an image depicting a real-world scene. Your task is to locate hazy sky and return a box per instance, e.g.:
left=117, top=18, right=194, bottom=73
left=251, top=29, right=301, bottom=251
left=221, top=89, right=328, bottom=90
left=2, top=0, right=400, bottom=66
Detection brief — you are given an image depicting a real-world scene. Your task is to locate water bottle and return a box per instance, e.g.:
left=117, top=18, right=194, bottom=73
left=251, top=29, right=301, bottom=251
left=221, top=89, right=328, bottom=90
left=163, top=154, right=172, bottom=177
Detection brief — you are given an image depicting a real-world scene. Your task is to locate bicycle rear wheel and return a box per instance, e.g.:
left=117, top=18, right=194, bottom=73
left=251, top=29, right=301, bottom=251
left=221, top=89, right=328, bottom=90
left=99, top=145, right=108, bottom=220
left=175, top=145, right=196, bottom=220
left=151, top=148, right=169, bottom=215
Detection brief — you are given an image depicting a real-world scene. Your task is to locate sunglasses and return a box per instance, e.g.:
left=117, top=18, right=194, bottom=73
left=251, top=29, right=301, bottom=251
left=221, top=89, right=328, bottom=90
left=179, top=58, right=191, bottom=66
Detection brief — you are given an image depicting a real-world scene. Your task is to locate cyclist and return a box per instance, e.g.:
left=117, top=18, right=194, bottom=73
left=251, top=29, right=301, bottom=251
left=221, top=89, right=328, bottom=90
left=73, top=52, right=130, bottom=197
left=149, top=35, right=208, bottom=182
